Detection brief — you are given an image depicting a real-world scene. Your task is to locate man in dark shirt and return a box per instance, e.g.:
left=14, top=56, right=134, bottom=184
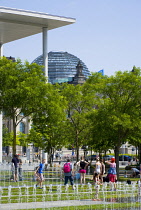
left=12, top=154, right=19, bottom=182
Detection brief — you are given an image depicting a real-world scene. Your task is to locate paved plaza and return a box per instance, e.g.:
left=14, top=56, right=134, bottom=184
left=0, top=199, right=112, bottom=210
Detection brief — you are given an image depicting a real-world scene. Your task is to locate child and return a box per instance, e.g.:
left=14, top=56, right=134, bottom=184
left=35, top=159, right=46, bottom=189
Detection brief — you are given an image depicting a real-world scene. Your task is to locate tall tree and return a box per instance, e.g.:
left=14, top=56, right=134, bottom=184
left=59, top=83, right=97, bottom=161
left=0, top=57, right=47, bottom=155
left=86, top=69, right=141, bottom=178
left=29, top=83, right=67, bottom=162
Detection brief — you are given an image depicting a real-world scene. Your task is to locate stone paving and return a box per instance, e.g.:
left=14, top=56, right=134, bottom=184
left=0, top=199, right=112, bottom=210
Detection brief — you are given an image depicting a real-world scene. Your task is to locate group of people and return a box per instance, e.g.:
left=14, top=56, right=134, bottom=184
left=93, top=157, right=117, bottom=191
left=62, top=156, right=117, bottom=191
left=35, top=157, right=89, bottom=190
left=12, top=153, right=141, bottom=195
left=33, top=156, right=117, bottom=191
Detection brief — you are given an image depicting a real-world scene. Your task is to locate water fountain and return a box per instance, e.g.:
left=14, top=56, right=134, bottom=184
left=74, top=184, right=79, bottom=201
left=57, top=184, right=62, bottom=201
left=8, top=185, right=12, bottom=204
left=49, top=184, right=53, bottom=201
left=94, top=183, right=100, bottom=201
left=18, top=186, right=22, bottom=203
left=138, top=180, right=141, bottom=195
left=0, top=186, right=3, bottom=204
left=33, top=184, right=37, bottom=202
left=65, top=183, right=70, bottom=201
left=1, top=162, right=141, bottom=210
left=25, top=186, right=29, bottom=203
left=42, top=185, right=46, bottom=210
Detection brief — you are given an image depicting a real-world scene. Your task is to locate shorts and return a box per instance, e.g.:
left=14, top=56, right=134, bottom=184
left=37, top=173, right=44, bottom=181
left=79, top=169, right=86, bottom=173
left=95, top=170, right=100, bottom=174
left=109, top=174, right=116, bottom=182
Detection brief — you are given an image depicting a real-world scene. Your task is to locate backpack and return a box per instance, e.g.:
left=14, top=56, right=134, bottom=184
left=63, top=162, right=71, bottom=173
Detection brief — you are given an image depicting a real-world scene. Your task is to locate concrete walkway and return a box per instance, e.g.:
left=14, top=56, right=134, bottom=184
left=0, top=199, right=112, bottom=210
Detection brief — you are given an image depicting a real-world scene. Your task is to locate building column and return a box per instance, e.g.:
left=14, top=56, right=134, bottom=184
left=42, top=27, right=48, bottom=80
left=42, top=28, right=48, bottom=163
left=0, top=43, right=3, bottom=163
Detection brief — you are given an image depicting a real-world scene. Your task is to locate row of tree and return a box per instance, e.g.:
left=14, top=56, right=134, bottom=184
left=1, top=58, right=141, bottom=178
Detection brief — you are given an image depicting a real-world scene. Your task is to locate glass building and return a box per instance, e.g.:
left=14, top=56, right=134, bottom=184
left=32, top=51, right=91, bottom=84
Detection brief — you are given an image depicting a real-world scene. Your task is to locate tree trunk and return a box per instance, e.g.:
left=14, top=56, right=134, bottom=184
left=76, top=146, right=79, bottom=162
left=75, top=130, right=79, bottom=162
left=114, top=145, right=120, bottom=180
left=12, top=116, right=17, bottom=156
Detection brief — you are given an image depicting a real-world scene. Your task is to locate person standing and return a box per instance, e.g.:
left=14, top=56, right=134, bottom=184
left=77, top=156, right=88, bottom=184
left=55, top=153, right=59, bottom=160
left=105, top=157, right=117, bottom=191
left=35, top=159, right=46, bottom=189
left=73, top=162, right=80, bottom=180
left=12, top=154, right=19, bottom=182
left=63, top=158, right=75, bottom=189
left=17, top=155, right=23, bottom=181
left=131, top=168, right=140, bottom=178
left=93, top=157, right=101, bottom=184
left=100, top=159, right=105, bottom=184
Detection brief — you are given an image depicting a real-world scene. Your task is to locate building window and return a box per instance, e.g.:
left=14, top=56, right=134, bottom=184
left=20, top=122, right=25, bottom=134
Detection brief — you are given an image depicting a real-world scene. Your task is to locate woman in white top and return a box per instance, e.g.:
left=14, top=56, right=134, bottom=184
left=93, top=157, right=101, bottom=184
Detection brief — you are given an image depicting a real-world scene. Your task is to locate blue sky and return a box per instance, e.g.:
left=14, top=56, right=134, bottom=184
left=0, top=0, right=141, bottom=76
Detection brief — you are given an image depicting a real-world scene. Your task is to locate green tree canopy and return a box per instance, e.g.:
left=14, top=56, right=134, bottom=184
left=86, top=68, right=141, bottom=177
left=28, top=83, right=67, bottom=158
left=0, top=57, right=47, bottom=155
left=58, top=83, right=97, bottom=161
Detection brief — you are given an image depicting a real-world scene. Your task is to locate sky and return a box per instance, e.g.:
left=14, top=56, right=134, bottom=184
left=0, top=0, right=141, bottom=76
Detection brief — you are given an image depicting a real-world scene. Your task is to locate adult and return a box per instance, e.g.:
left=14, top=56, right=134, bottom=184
left=73, top=162, right=80, bottom=180
left=63, top=158, right=75, bottom=189
left=131, top=168, right=140, bottom=178
left=105, top=157, right=117, bottom=191
left=93, top=157, right=101, bottom=184
left=11, top=154, right=19, bottom=182
left=35, top=159, right=46, bottom=189
left=17, top=155, right=23, bottom=181
left=77, top=156, right=88, bottom=184
left=55, top=153, right=59, bottom=160
left=99, top=159, right=105, bottom=184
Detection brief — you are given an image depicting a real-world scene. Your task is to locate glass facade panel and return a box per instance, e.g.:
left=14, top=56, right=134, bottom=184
left=20, top=122, right=25, bottom=134
left=32, top=51, right=91, bottom=84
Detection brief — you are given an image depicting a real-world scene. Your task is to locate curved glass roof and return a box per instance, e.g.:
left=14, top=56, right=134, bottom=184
left=32, top=51, right=90, bottom=84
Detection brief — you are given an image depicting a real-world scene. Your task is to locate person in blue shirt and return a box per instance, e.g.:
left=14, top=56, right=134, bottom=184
left=35, top=159, right=46, bottom=189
